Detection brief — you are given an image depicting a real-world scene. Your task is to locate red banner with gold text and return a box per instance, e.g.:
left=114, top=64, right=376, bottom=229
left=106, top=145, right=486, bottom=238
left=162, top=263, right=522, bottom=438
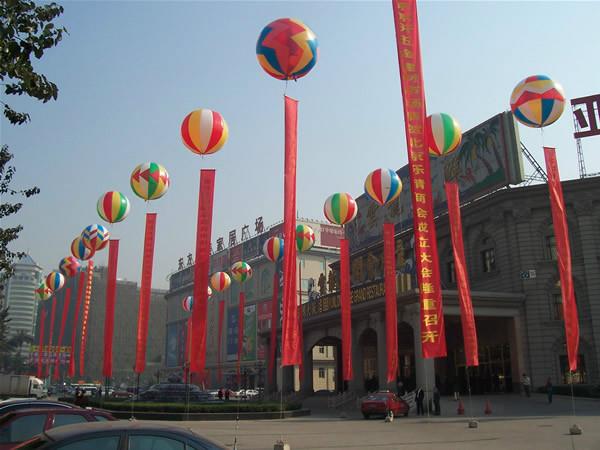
left=237, top=292, right=245, bottom=387
left=37, top=308, right=47, bottom=379
left=46, top=297, right=57, bottom=377
left=217, top=300, right=224, bottom=384
left=68, top=271, right=85, bottom=378
left=103, top=240, right=119, bottom=378
left=54, top=287, right=71, bottom=380
left=340, top=238, right=353, bottom=381
left=79, top=261, right=94, bottom=376
left=392, top=0, right=446, bottom=358
left=383, top=223, right=398, bottom=382
left=544, top=147, right=579, bottom=371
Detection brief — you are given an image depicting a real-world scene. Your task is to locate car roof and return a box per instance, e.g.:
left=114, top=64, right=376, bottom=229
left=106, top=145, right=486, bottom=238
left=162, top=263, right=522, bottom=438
left=1, top=408, right=93, bottom=418
left=0, top=400, right=77, bottom=410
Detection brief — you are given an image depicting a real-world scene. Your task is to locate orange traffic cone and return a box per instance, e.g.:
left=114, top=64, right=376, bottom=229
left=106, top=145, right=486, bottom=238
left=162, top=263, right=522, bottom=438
left=457, top=399, right=465, bottom=415
left=484, top=400, right=492, bottom=415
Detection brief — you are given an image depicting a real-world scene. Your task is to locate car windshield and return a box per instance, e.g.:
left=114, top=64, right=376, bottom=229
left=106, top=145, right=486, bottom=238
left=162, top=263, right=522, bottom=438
left=366, top=395, right=390, bottom=401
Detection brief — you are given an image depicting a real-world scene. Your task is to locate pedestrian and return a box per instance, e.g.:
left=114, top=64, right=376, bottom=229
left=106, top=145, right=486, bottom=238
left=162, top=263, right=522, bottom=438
left=546, top=378, right=553, bottom=404
left=218, top=388, right=223, bottom=401
left=97, top=387, right=102, bottom=398
left=416, top=386, right=425, bottom=416
left=397, top=379, right=405, bottom=397
left=225, top=389, right=230, bottom=401
left=433, top=385, right=441, bottom=416
left=521, top=373, right=531, bottom=397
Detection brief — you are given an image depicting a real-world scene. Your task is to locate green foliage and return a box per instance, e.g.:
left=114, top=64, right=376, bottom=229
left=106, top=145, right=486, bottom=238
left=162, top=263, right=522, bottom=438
left=1, top=0, right=67, bottom=124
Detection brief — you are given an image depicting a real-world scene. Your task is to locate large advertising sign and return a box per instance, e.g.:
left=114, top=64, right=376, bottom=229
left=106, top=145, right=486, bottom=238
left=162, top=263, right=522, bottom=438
left=242, top=304, right=257, bottom=361
left=226, top=307, right=239, bottom=362
left=166, top=320, right=186, bottom=368
left=346, top=112, right=523, bottom=252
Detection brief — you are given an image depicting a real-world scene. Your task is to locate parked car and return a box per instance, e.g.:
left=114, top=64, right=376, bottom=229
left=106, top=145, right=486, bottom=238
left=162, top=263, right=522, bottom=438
left=360, top=391, right=409, bottom=419
left=110, top=390, right=133, bottom=399
left=0, top=400, right=77, bottom=416
left=15, top=420, right=226, bottom=449
left=138, top=383, right=209, bottom=402
left=0, top=408, right=115, bottom=449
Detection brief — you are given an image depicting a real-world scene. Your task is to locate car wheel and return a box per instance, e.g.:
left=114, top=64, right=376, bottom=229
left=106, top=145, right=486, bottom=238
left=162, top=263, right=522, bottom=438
left=363, top=413, right=370, bottom=419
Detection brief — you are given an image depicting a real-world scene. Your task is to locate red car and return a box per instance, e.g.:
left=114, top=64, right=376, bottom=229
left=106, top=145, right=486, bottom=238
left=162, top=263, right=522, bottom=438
left=360, top=392, right=409, bottom=419
left=0, top=408, right=115, bottom=449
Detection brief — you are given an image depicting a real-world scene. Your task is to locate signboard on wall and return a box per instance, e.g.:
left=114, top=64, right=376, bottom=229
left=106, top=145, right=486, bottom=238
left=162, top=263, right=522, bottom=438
left=321, top=224, right=343, bottom=248
left=226, top=308, right=239, bottom=362
left=242, top=305, right=257, bottom=361
left=166, top=320, right=186, bottom=368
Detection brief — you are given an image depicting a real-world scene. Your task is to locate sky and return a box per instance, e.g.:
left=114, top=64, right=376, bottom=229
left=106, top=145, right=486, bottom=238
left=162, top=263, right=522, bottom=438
left=3, top=1, right=600, bottom=289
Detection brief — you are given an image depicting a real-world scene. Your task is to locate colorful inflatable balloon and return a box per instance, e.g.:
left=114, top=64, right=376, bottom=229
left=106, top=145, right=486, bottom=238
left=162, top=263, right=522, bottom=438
left=263, top=237, right=284, bottom=263
left=131, top=162, right=170, bottom=201
left=81, top=224, right=110, bottom=251
left=181, top=109, right=229, bottom=155
left=59, top=256, right=80, bottom=277
left=256, top=18, right=318, bottom=80
left=230, top=261, right=253, bottom=283
left=296, top=224, right=315, bottom=252
left=510, top=75, right=565, bottom=128
left=210, top=272, right=231, bottom=292
left=97, top=191, right=130, bottom=224
left=45, top=271, right=65, bottom=292
left=35, top=282, right=52, bottom=301
left=182, top=296, right=193, bottom=312
left=71, top=236, right=95, bottom=261
left=364, top=169, right=402, bottom=206
left=324, top=193, right=358, bottom=225
left=426, top=113, right=462, bottom=157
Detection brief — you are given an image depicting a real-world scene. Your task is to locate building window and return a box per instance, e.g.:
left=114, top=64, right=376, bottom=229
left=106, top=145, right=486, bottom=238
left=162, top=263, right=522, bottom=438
left=318, top=368, right=325, bottom=379
left=552, top=293, right=563, bottom=320
left=481, top=248, right=496, bottom=273
left=319, top=346, right=325, bottom=354
left=446, top=260, right=455, bottom=284
left=546, top=234, right=557, bottom=260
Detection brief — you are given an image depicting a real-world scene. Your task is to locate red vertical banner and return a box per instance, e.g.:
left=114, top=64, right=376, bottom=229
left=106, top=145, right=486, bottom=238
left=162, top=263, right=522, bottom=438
left=392, top=0, right=446, bottom=358
left=46, top=297, right=57, bottom=377
left=237, top=292, right=245, bottom=386
left=298, top=260, right=304, bottom=381
left=79, top=261, right=94, bottom=376
left=217, top=300, right=224, bottom=384
left=68, top=271, right=85, bottom=378
left=340, top=239, right=353, bottom=381
left=134, top=213, right=158, bottom=374
left=103, top=240, right=119, bottom=378
left=544, top=147, right=579, bottom=371
left=191, top=169, right=216, bottom=375
left=282, top=96, right=300, bottom=366
left=445, top=182, right=479, bottom=367
left=54, top=287, right=71, bottom=380
left=268, top=270, right=279, bottom=386
left=37, top=308, right=47, bottom=379
left=383, top=223, right=398, bottom=382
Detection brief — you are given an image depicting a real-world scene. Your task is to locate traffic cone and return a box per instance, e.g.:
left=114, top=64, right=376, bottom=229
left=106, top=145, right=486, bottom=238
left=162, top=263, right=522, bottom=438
left=484, top=400, right=492, bottom=415
left=457, top=399, right=465, bottom=415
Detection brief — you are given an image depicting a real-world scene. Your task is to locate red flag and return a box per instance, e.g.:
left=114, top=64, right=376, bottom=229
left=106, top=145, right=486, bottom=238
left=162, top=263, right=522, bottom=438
left=134, top=213, right=158, bottom=374
left=383, top=223, right=398, bottom=382
left=340, top=239, right=353, bottom=381
left=79, top=261, right=94, bottom=376
left=37, top=309, right=47, bottom=379
left=217, top=300, right=224, bottom=384
left=445, top=182, right=479, bottom=367
left=103, top=240, right=119, bottom=378
left=54, top=287, right=71, bottom=380
left=544, top=147, right=579, bottom=371
left=282, top=96, right=300, bottom=366
left=191, top=169, right=216, bottom=375
left=298, top=261, right=304, bottom=381
left=237, top=292, right=245, bottom=387
left=68, top=271, right=85, bottom=378
left=46, top=297, right=57, bottom=377
left=392, top=0, right=446, bottom=358
left=268, top=270, right=279, bottom=387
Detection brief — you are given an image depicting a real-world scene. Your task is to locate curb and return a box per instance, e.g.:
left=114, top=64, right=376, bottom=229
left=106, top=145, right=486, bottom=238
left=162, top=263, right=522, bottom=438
left=110, top=408, right=311, bottom=421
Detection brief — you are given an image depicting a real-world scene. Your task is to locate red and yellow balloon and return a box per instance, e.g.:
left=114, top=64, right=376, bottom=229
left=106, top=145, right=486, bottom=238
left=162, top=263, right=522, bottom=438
left=181, top=109, right=229, bottom=155
left=210, top=272, right=231, bottom=292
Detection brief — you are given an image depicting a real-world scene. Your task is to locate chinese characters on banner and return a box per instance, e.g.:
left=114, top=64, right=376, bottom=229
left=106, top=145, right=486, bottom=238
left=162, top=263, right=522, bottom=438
left=392, top=0, right=446, bottom=358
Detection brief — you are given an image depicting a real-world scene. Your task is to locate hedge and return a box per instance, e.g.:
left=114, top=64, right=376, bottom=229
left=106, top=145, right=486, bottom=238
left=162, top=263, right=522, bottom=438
left=536, top=384, right=600, bottom=398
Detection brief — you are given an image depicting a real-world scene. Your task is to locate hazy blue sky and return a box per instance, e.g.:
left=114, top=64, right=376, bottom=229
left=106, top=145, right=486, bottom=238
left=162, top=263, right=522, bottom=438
left=3, top=1, right=599, bottom=289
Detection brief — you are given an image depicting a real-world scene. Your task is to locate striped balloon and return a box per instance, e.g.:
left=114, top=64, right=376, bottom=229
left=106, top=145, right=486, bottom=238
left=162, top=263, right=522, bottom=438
left=35, top=282, right=52, bottom=301
left=71, top=236, right=95, bottom=261
left=510, top=75, right=565, bottom=128
left=181, top=109, right=229, bottom=155
left=131, top=162, right=170, bottom=201
left=97, top=191, right=130, bottom=223
left=59, top=256, right=80, bottom=277
left=210, top=272, right=231, bottom=292
left=207, top=286, right=213, bottom=298
left=182, top=296, right=193, bottom=312
left=364, top=169, right=402, bottom=206
left=46, top=271, right=65, bottom=292
left=324, top=193, right=358, bottom=225
left=426, top=113, right=462, bottom=157
left=230, top=261, right=253, bottom=283
left=81, top=224, right=110, bottom=251
left=296, top=224, right=315, bottom=252
left=263, top=237, right=284, bottom=262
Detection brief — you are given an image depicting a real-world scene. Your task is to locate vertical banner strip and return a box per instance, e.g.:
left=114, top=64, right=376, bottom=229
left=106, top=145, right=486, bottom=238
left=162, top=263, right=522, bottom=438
left=383, top=223, right=399, bottom=383
left=37, top=309, right=47, bottom=379
left=445, top=182, right=479, bottom=367
left=68, top=271, right=85, bottom=378
left=544, top=147, right=579, bottom=371
left=392, top=0, right=446, bottom=358
left=191, top=169, right=216, bottom=374
left=46, top=297, right=57, bottom=377
left=340, top=238, right=353, bottom=381
left=79, top=261, right=94, bottom=376
left=54, top=287, right=72, bottom=380
left=298, top=261, right=304, bottom=381
left=103, top=240, right=119, bottom=378
left=217, top=300, right=224, bottom=384
left=237, top=292, right=245, bottom=386
left=282, top=95, right=300, bottom=366
left=134, top=212, right=158, bottom=374
left=268, top=270, right=279, bottom=387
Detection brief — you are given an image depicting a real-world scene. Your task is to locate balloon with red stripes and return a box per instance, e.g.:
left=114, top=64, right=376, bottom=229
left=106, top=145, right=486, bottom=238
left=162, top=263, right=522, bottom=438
left=263, top=237, right=284, bottom=262
left=364, top=168, right=402, bottom=206
left=181, top=109, right=229, bottom=155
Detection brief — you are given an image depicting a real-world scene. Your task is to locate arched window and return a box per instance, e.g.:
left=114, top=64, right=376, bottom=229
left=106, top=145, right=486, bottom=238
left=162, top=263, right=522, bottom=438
left=478, top=235, right=496, bottom=273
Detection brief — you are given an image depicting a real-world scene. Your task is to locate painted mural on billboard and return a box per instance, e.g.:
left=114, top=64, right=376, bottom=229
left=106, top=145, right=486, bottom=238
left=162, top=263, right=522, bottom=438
left=242, top=304, right=257, bottom=361
left=346, top=112, right=523, bottom=252
left=226, top=307, right=238, bottom=362
left=166, top=320, right=186, bottom=368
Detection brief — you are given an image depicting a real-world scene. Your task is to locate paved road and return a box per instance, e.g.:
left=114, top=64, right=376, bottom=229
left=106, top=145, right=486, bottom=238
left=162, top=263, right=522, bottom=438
left=141, top=394, right=600, bottom=450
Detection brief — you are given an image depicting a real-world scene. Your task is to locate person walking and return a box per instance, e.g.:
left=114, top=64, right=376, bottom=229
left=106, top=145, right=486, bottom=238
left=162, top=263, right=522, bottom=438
left=521, top=373, right=531, bottom=397
left=218, top=388, right=223, bottom=401
left=433, top=385, right=441, bottom=416
left=416, top=386, right=425, bottom=416
left=225, top=389, right=230, bottom=401
left=545, top=378, right=553, bottom=404
left=397, top=379, right=405, bottom=397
